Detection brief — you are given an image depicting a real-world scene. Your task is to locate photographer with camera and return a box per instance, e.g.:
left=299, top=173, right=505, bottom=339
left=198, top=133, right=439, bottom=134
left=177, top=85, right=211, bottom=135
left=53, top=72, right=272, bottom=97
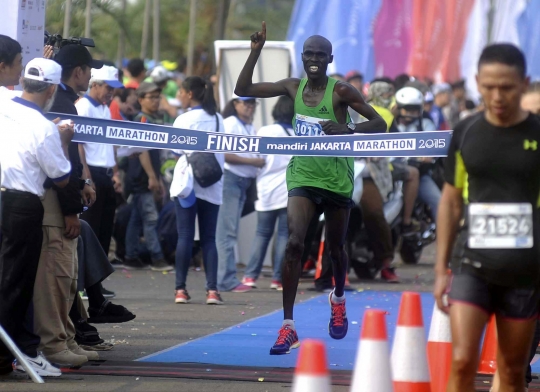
left=45, top=32, right=95, bottom=57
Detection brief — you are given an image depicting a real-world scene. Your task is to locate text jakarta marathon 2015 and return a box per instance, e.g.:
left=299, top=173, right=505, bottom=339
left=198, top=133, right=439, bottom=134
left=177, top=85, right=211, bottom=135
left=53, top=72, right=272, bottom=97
left=53, top=113, right=451, bottom=158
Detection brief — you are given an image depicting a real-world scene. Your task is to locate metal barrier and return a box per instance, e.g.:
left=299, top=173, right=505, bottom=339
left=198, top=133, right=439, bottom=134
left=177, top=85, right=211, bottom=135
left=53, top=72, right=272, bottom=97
left=0, top=324, right=44, bottom=383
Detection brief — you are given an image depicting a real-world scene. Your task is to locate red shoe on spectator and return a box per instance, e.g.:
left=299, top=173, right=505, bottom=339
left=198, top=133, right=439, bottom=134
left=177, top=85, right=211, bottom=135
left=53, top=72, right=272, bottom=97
left=270, top=281, right=283, bottom=291
left=206, top=290, right=224, bottom=305
left=242, top=277, right=257, bottom=288
left=381, top=267, right=400, bottom=283
left=175, top=289, right=191, bottom=304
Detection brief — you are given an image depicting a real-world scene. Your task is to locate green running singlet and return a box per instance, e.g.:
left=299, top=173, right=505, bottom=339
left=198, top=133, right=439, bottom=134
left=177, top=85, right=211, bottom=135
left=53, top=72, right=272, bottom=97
left=286, top=77, right=354, bottom=198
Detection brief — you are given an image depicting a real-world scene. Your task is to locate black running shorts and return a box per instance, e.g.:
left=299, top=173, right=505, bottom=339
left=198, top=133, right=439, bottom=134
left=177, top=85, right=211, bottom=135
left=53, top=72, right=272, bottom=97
left=447, top=272, right=540, bottom=319
left=288, top=186, right=355, bottom=212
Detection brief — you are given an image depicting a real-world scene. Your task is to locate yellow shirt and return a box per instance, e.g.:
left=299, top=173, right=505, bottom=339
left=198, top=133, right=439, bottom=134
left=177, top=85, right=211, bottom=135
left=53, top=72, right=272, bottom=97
left=368, top=104, right=395, bottom=172
left=370, top=104, right=394, bottom=132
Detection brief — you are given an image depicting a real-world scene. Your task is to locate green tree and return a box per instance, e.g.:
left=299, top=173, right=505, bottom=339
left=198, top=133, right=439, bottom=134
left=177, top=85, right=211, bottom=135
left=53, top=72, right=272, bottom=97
left=45, top=0, right=294, bottom=74
left=225, top=0, right=294, bottom=41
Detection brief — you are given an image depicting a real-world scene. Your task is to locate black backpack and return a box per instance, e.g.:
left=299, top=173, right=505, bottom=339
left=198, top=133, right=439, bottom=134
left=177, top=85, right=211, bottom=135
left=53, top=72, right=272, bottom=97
left=187, top=114, right=223, bottom=188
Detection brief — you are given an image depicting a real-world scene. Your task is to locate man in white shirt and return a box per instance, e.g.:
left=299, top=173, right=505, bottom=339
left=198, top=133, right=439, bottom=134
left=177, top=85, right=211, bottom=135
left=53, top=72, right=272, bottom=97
left=77, top=65, right=123, bottom=260
left=0, top=58, right=73, bottom=377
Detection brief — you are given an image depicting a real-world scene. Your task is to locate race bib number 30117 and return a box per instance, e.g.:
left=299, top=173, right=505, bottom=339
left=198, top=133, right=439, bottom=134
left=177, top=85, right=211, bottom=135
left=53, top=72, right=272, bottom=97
left=468, top=203, right=533, bottom=249
left=295, top=114, right=326, bottom=137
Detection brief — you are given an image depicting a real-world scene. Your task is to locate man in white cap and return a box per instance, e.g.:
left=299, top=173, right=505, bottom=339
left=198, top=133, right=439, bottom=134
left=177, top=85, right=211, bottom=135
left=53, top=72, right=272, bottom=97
left=0, top=58, right=73, bottom=377
left=77, top=66, right=123, bottom=266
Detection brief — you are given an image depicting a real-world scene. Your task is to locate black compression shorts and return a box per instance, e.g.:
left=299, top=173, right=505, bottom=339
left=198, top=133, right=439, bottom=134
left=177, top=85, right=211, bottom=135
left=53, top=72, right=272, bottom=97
left=447, top=272, right=540, bottom=319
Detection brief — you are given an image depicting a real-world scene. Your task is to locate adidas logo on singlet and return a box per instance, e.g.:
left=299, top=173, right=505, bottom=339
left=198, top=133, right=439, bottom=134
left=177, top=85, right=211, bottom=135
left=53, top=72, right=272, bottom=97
left=319, top=106, right=329, bottom=114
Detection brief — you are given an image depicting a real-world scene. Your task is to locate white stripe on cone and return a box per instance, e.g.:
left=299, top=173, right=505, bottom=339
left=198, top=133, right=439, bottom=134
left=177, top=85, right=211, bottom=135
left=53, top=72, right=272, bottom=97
left=427, top=303, right=452, bottom=392
left=351, top=340, right=393, bottom=392
left=392, top=327, right=430, bottom=382
left=428, top=305, right=451, bottom=343
left=292, top=374, right=331, bottom=392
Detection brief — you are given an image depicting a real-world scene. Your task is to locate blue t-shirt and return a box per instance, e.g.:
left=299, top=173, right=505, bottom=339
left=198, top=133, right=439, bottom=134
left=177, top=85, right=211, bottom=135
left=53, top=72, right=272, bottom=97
left=430, top=105, right=445, bottom=130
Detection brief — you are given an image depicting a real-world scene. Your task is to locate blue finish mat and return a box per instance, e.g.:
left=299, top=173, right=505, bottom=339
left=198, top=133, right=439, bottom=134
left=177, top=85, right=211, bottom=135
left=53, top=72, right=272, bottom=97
left=138, top=290, right=540, bottom=372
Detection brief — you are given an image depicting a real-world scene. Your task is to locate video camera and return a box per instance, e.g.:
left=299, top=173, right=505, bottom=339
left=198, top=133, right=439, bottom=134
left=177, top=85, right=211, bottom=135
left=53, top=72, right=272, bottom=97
left=44, top=31, right=95, bottom=55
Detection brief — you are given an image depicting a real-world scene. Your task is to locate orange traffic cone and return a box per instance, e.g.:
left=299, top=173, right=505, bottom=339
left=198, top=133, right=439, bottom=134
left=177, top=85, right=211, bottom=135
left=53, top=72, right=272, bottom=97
left=391, top=292, right=431, bottom=392
left=350, top=310, right=393, bottom=392
left=478, top=315, right=498, bottom=374
left=291, top=339, right=331, bottom=392
left=427, top=303, right=452, bottom=392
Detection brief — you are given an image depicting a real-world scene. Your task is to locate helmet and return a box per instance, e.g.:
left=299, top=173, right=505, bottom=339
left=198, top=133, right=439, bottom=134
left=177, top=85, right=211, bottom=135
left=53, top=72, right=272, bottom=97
left=395, top=87, right=424, bottom=124
left=395, top=87, right=424, bottom=107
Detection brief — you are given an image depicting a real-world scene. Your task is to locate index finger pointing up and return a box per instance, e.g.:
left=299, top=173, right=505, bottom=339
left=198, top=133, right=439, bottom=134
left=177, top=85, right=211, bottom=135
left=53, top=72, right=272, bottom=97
left=262, top=21, right=266, bottom=37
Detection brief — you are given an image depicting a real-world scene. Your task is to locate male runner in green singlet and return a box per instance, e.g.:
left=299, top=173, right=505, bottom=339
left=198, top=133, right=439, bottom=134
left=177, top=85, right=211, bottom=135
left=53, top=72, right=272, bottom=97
left=235, top=22, right=386, bottom=355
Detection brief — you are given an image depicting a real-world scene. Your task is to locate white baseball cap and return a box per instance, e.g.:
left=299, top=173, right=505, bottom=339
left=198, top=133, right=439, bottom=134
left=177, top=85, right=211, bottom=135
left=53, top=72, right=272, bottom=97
left=91, top=65, right=124, bottom=88
left=24, top=58, right=62, bottom=85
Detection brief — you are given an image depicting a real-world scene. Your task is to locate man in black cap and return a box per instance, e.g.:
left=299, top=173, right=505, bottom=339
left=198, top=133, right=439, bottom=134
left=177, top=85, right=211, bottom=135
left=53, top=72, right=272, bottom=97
left=45, top=44, right=108, bottom=353
left=49, top=45, right=103, bottom=219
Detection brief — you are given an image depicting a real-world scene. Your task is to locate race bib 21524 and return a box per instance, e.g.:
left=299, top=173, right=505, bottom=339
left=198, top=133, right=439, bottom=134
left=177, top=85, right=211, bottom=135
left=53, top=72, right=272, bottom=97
left=468, top=203, right=533, bottom=249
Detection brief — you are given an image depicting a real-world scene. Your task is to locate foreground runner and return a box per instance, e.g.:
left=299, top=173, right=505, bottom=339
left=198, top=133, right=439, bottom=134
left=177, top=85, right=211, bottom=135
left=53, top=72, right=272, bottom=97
left=434, top=43, right=540, bottom=392
left=235, top=22, right=386, bottom=355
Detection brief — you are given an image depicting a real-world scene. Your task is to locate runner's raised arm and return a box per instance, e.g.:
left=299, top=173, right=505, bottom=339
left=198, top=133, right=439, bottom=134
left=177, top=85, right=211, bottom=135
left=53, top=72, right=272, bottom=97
left=235, top=21, right=299, bottom=99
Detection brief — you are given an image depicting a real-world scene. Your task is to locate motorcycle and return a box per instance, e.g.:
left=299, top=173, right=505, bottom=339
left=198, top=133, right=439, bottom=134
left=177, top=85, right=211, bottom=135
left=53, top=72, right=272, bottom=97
left=308, top=159, right=437, bottom=281
left=399, top=198, right=437, bottom=265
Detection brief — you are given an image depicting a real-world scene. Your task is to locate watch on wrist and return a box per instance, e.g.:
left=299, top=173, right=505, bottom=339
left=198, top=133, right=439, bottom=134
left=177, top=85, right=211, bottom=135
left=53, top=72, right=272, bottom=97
left=346, top=122, right=356, bottom=133
left=84, top=179, right=93, bottom=187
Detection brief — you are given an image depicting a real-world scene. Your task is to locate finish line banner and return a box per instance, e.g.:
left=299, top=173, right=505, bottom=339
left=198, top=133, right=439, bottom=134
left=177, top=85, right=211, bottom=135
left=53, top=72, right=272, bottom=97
left=46, top=113, right=452, bottom=158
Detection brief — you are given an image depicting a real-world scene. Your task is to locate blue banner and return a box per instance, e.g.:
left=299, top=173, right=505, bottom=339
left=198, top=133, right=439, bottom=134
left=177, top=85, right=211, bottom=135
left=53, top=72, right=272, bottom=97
left=518, top=0, right=540, bottom=81
left=46, top=112, right=451, bottom=158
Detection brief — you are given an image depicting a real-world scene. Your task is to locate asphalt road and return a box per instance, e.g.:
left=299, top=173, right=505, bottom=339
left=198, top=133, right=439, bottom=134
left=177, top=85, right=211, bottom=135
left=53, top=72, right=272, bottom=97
left=0, top=246, right=438, bottom=392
